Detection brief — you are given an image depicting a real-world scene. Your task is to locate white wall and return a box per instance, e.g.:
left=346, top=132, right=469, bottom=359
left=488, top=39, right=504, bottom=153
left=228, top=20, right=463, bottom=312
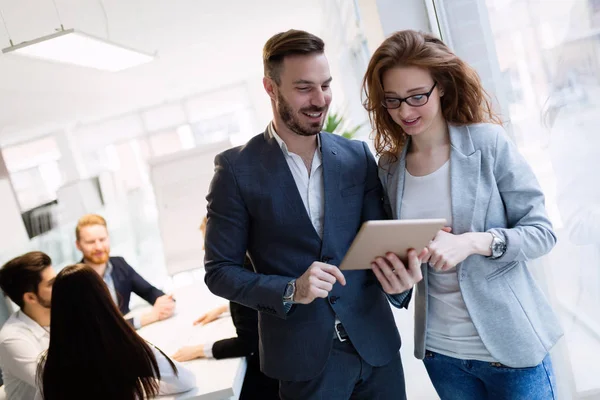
left=0, top=152, right=29, bottom=252
left=375, top=0, right=432, bottom=36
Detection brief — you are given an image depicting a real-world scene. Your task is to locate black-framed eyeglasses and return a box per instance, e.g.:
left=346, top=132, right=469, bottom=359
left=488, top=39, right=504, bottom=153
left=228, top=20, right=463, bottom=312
left=381, top=82, right=437, bottom=109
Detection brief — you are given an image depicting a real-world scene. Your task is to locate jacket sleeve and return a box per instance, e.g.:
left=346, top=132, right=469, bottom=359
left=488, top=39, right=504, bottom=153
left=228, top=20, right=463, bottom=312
left=124, top=259, right=165, bottom=305
left=204, top=153, right=293, bottom=319
left=211, top=335, right=258, bottom=360
left=487, top=128, right=557, bottom=263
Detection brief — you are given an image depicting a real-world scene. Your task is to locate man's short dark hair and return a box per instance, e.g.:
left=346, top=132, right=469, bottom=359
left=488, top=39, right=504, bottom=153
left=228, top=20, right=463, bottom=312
left=0, top=251, right=52, bottom=309
left=263, top=29, right=325, bottom=85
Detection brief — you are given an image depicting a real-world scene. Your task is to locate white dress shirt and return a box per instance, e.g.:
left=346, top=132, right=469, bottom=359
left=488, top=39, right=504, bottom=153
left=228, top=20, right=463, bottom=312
left=33, top=345, right=195, bottom=400
left=154, top=346, right=196, bottom=395
left=267, top=123, right=350, bottom=329
left=0, top=310, right=50, bottom=400
left=102, top=261, right=142, bottom=329
left=102, top=260, right=119, bottom=306
left=268, top=122, right=324, bottom=238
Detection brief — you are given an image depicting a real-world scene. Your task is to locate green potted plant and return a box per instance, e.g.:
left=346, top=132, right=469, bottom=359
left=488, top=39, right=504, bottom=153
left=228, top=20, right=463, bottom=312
left=324, top=112, right=363, bottom=139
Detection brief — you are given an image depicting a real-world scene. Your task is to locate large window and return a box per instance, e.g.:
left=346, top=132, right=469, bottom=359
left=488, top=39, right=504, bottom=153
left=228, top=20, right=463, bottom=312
left=2, top=137, right=63, bottom=211
left=484, top=0, right=600, bottom=397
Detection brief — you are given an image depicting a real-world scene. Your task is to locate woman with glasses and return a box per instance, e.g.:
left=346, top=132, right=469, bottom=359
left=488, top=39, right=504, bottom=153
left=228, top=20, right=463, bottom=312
left=362, top=30, right=562, bottom=399
left=35, top=264, right=195, bottom=400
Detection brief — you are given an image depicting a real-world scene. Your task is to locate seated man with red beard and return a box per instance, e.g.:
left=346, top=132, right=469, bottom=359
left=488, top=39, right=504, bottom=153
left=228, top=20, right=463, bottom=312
left=75, top=214, right=175, bottom=329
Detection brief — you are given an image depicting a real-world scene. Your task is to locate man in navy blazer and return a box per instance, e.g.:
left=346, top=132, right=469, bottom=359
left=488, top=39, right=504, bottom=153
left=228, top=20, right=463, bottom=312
left=204, top=30, right=424, bottom=400
left=76, top=214, right=175, bottom=329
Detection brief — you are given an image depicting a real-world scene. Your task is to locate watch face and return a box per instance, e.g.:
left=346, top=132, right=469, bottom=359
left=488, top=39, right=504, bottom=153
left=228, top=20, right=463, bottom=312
left=492, top=238, right=507, bottom=257
left=284, top=282, right=294, bottom=299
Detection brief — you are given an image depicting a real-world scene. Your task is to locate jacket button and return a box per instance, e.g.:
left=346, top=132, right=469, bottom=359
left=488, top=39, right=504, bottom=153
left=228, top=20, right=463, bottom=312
left=329, top=296, right=339, bottom=305
left=321, top=256, right=331, bottom=263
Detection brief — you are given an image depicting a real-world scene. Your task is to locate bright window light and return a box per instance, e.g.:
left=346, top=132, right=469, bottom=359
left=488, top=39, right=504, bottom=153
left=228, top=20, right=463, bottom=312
left=2, top=29, right=154, bottom=72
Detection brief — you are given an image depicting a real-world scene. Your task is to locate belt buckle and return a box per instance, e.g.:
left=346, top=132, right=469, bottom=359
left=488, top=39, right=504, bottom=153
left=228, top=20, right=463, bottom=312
left=335, top=322, right=348, bottom=342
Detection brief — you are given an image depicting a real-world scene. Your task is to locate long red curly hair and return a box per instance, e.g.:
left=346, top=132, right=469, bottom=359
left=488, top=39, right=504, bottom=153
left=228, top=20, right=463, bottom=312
left=362, top=30, right=502, bottom=159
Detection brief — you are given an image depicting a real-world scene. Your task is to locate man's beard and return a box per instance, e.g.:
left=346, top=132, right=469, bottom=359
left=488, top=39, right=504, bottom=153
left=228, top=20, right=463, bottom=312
left=86, top=250, right=110, bottom=265
left=37, top=295, right=51, bottom=309
left=276, top=92, right=326, bottom=137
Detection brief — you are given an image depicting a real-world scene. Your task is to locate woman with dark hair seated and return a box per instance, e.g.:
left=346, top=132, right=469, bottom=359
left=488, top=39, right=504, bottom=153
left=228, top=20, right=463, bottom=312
left=35, top=264, right=195, bottom=400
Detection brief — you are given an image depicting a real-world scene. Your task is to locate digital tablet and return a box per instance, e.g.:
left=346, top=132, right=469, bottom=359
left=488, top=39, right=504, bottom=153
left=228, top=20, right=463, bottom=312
left=339, top=219, right=447, bottom=270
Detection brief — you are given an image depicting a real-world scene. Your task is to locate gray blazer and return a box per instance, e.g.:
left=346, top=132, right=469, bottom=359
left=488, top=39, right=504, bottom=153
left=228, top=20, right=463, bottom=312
left=379, top=123, right=563, bottom=368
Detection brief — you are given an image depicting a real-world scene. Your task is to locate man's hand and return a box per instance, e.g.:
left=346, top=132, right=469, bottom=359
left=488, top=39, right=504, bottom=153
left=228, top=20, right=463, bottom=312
left=172, top=345, right=204, bottom=362
left=294, top=262, right=346, bottom=304
left=141, top=294, right=176, bottom=326
left=193, top=304, right=229, bottom=326
left=154, top=294, right=176, bottom=319
left=371, top=249, right=425, bottom=294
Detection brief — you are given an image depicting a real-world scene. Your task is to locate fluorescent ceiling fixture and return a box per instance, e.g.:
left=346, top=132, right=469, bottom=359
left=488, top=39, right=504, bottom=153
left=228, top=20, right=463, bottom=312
left=2, top=29, right=154, bottom=72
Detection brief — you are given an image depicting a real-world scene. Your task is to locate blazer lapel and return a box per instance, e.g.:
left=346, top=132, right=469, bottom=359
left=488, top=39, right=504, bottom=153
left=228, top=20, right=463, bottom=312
left=259, top=129, right=321, bottom=242
left=449, top=125, right=481, bottom=234
left=391, top=142, right=410, bottom=219
left=320, top=132, right=340, bottom=243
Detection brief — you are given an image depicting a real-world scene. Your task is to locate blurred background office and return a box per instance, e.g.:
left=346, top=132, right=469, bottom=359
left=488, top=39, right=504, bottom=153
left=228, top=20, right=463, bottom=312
left=0, top=0, right=598, bottom=399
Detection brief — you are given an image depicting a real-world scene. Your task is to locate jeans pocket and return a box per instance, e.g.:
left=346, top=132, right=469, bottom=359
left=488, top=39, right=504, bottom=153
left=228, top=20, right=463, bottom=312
left=489, top=362, right=537, bottom=372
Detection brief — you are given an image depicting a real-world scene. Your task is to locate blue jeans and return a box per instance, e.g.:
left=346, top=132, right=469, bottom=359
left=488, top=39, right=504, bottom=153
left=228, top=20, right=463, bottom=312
left=423, top=351, right=556, bottom=400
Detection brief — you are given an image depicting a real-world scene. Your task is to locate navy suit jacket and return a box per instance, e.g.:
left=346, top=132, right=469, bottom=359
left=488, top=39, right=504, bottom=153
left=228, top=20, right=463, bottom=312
left=204, top=130, right=402, bottom=381
left=102, top=256, right=164, bottom=316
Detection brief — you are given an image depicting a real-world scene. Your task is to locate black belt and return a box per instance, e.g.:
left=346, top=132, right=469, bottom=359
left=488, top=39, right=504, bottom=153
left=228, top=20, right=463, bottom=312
left=334, top=322, right=349, bottom=342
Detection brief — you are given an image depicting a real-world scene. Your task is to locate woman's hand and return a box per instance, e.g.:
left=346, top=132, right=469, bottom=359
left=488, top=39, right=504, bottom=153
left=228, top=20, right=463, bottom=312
left=172, top=345, right=204, bottom=362
left=423, top=229, right=492, bottom=271
left=193, top=304, right=229, bottom=326
left=371, top=248, right=429, bottom=294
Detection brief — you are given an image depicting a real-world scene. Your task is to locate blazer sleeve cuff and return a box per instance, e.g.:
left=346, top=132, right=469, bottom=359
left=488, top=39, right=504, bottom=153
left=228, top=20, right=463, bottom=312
left=487, top=228, right=522, bottom=263
left=254, top=275, right=295, bottom=319
left=386, top=289, right=412, bottom=309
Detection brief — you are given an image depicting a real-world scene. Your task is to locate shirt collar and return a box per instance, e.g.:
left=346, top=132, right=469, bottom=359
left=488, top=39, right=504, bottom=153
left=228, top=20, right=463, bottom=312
left=267, top=122, right=321, bottom=155
left=105, top=260, right=114, bottom=277
left=80, top=258, right=113, bottom=278
left=16, top=310, right=48, bottom=340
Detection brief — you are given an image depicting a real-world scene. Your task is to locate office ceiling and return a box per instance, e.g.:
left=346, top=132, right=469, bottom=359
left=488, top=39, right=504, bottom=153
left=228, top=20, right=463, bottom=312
left=0, top=0, right=323, bottom=145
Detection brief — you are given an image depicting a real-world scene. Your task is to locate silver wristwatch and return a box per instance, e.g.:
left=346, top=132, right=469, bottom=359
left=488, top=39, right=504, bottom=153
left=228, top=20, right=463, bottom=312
left=283, top=279, right=296, bottom=303
left=488, top=233, right=507, bottom=259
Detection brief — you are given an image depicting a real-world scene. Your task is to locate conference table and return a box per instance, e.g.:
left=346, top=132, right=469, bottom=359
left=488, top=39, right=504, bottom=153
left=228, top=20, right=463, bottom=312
left=132, top=276, right=247, bottom=400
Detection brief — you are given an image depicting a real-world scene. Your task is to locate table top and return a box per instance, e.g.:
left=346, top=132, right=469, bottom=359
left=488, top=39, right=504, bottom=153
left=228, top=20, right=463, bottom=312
left=133, top=279, right=246, bottom=400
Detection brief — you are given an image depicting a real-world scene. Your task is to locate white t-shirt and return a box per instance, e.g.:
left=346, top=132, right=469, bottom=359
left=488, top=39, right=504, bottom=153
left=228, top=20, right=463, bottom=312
left=400, top=160, right=494, bottom=361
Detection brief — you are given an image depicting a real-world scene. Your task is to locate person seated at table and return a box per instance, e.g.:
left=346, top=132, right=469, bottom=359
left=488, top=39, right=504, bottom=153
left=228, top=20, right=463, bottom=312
left=0, top=251, right=55, bottom=400
left=35, top=264, right=195, bottom=400
left=76, top=214, right=175, bottom=329
left=172, top=217, right=279, bottom=400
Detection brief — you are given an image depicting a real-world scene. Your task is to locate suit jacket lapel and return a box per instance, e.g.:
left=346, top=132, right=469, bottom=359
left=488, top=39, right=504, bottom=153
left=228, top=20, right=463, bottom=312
left=449, top=124, right=481, bottom=234
left=319, top=133, right=340, bottom=243
left=387, top=127, right=481, bottom=234
left=260, top=129, right=321, bottom=242
left=391, top=142, right=410, bottom=219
